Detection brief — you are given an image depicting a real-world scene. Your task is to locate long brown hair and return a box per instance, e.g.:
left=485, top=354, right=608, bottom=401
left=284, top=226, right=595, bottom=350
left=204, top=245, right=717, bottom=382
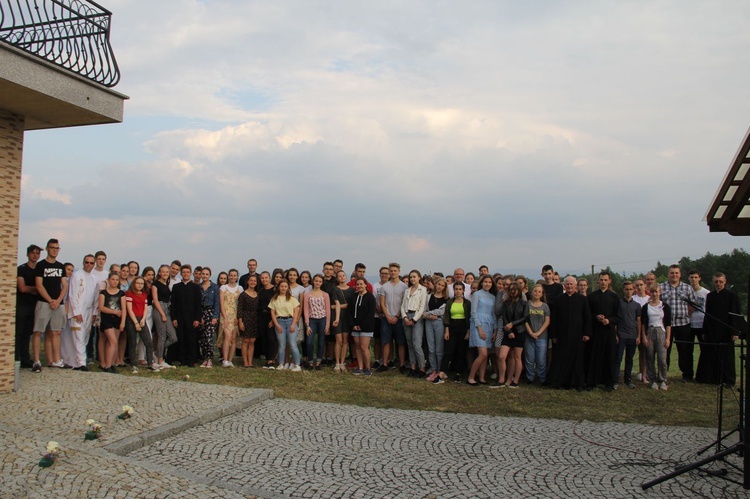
left=272, top=278, right=293, bottom=301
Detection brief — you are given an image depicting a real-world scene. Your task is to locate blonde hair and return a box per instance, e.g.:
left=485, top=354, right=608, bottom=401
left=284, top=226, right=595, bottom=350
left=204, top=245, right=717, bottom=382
left=433, top=277, right=448, bottom=297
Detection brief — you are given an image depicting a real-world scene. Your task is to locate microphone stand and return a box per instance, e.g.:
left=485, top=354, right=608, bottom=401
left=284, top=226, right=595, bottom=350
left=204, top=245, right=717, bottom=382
left=642, top=293, right=748, bottom=490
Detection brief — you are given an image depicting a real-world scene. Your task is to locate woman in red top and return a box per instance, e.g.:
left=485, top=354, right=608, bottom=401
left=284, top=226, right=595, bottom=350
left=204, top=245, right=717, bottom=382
left=125, top=276, right=157, bottom=373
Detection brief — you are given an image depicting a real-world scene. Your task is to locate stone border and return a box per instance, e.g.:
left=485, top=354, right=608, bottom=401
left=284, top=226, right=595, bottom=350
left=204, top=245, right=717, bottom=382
left=105, top=388, right=273, bottom=456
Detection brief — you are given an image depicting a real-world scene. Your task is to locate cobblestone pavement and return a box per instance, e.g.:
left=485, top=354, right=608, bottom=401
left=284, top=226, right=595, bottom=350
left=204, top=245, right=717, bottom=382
left=0, top=370, right=745, bottom=498
left=133, top=399, right=745, bottom=498
left=0, top=369, right=271, bottom=498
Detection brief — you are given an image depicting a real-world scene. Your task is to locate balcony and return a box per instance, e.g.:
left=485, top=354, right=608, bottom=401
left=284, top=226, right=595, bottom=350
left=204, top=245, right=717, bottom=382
left=0, top=0, right=120, bottom=87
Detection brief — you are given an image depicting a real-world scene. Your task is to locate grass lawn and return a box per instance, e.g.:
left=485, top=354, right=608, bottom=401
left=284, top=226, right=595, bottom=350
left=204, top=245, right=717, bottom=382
left=126, top=346, right=741, bottom=429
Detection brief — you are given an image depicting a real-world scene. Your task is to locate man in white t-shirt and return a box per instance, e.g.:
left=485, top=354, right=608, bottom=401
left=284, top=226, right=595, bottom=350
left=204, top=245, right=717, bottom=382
left=688, top=269, right=710, bottom=354
left=168, top=260, right=181, bottom=291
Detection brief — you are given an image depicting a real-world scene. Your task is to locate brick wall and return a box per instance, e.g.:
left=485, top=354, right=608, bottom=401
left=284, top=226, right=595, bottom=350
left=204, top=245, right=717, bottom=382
left=0, top=109, right=24, bottom=392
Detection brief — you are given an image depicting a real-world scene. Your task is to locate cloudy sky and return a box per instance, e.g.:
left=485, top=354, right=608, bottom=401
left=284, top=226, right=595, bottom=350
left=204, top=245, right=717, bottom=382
left=17, top=0, right=750, bottom=278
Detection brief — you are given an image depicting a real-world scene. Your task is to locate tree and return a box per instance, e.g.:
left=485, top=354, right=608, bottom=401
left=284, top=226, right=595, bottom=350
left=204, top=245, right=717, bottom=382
left=653, top=249, right=749, bottom=315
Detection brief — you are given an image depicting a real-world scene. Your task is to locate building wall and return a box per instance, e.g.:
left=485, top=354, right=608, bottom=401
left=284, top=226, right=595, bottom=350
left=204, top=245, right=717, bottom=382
left=0, top=109, right=24, bottom=392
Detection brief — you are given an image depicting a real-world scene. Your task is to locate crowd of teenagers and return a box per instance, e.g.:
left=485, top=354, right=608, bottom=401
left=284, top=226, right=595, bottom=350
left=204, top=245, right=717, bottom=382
left=16, top=239, right=742, bottom=390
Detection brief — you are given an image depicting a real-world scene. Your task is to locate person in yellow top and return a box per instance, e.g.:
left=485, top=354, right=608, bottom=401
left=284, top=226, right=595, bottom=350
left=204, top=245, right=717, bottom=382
left=269, top=279, right=302, bottom=371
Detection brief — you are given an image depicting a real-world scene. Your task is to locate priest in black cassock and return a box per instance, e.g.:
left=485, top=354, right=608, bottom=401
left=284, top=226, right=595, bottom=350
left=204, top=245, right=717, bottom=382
left=696, top=272, right=741, bottom=386
left=586, top=271, right=622, bottom=391
left=549, top=276, right=592, bottom=390
left=170, top=264, right=203, bottom=367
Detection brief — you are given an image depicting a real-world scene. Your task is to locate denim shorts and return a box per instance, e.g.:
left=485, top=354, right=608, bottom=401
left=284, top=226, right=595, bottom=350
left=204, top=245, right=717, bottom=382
left=351, top=331, right=374, bottom=338
left=380, top=318, right=406, bottom=345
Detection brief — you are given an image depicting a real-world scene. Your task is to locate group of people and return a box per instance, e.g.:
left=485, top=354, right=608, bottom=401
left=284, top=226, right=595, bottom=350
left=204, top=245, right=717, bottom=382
left=15, top=241, right=742, bottom=390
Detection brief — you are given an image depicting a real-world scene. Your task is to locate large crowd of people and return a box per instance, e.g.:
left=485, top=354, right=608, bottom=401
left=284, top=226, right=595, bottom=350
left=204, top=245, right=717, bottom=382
left=15, top=239, right=742, bottom=390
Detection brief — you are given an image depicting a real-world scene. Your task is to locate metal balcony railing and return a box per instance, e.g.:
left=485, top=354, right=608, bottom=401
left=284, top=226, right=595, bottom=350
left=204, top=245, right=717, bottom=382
left=0, top=0, right=120, bottom=87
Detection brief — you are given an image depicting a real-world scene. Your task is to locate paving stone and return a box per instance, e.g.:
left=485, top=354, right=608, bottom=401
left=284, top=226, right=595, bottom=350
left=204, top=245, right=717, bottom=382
left=0, top=370, right=745, bottom=498
left=134, top=399, right=745, bottom=498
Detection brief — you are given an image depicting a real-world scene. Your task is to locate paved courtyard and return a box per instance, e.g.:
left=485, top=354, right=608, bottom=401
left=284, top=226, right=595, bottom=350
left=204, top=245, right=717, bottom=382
left=0, top=369, right=745, bottom=498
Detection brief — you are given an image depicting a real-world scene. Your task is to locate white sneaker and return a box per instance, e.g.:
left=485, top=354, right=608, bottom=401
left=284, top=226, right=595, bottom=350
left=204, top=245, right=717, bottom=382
left=227, top=361, right=235, bottom=368
left=222, top=360, right=231, bottom=368
left=490, top=373, right=497, bottom=380
left=291, top=364, right=302, bottom=372
left=284, top=363, right=291, bottom=370
left=635, top=373, right=642, bottom=381
left=277, top=363, right=286, bottom=371
left=659, top=382, right=668, bottom=391
left=52, top=360, right=65, bottom=368
left=160, top=361, right=174, bottom=369
left=131, top=366, right=139, bottom=374
left=651, top=382, right=659, bottom=390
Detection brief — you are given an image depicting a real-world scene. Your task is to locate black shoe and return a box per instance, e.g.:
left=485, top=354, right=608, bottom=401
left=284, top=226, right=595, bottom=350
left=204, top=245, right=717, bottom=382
left=416, top=370, right=426, bottom=379
left=388, top=360, right=396, bottom=370
left=375, top=365, right=388, bottom=373
left=576, top=386, right=584, bottom=392
left=453, top=375, right=461, bottom=384
left=406, top=369, right=416, bottom=377
left=73, top=366, right=90, bottom=372
left=372, top=360, right=382, bottom=369
left=399, top=365, right=410, bottom=375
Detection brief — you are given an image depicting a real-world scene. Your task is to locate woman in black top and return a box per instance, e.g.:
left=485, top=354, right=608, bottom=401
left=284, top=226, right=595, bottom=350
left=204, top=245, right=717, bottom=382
left=151, top=265, right=177, bottom=369
left=424, top=277, right=448, bottom=382
left=348, top=277, right=376, bottom=374
left=258, top=271, right=277, bottom=368
left=500, top=282, right=529, bottom=388
left=98, top=272, right=126, bottom=373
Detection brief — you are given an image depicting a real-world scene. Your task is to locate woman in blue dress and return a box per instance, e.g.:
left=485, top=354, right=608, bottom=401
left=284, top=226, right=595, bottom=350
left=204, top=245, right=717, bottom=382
left=467, top=275, right=497, bottom=385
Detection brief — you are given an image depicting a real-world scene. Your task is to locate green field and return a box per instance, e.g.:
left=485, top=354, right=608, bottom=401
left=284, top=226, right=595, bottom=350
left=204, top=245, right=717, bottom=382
left=125, top=345, right=743, bottom=429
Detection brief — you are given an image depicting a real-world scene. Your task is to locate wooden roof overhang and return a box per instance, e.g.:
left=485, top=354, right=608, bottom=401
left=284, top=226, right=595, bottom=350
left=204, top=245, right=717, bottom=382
left=706, top=126, right=750, bottom=235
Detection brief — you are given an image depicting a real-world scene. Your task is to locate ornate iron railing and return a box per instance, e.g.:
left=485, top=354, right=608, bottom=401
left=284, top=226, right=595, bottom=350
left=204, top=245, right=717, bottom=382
left=0, top=0, right=120, bottom=87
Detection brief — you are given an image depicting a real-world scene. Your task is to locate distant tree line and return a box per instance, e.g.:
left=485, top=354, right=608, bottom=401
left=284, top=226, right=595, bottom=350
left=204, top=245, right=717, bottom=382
left=578, top=248, right=749, bottom=315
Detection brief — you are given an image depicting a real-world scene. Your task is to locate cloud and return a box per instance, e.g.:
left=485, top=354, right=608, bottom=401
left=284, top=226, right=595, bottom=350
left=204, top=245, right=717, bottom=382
left=21, top=175, right=71, bottom=205
left=17, top=0, right=750, bottom=275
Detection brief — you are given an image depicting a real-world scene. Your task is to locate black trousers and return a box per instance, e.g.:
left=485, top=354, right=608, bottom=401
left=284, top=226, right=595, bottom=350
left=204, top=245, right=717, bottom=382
left=176, top=322, right=199, bottom=366
left=672, top=324, right=694, bottom=380
left=15, top=305, right=35, bottom=366
left=264, top=324, right=277, bottom=363
left=441, top=319, right=467, bottom=374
